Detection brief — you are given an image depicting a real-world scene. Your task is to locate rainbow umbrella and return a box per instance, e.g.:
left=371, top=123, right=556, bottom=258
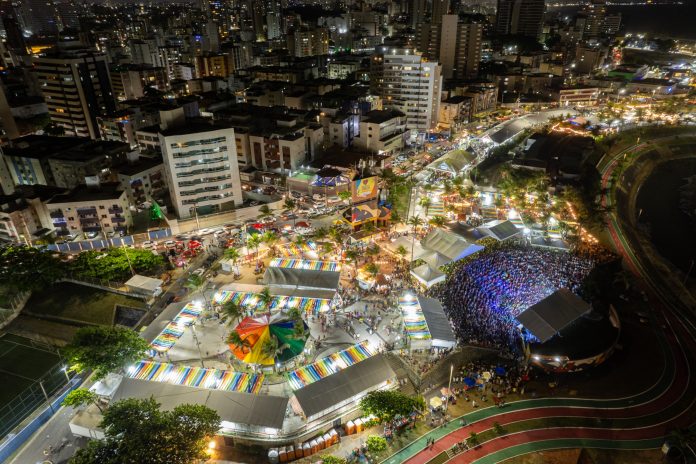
left=229, top=314, right=308, bottom=366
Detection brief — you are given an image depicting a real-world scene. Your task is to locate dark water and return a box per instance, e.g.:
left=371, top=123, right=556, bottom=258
left=636, top=158, right=696, bottom=275
left=549, top=4, right=696, bottom=39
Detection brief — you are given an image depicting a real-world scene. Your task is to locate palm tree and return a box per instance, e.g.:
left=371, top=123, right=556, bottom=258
left=262, top=231, right=279, bottom=256
left=185, top=274, right=207, bottom=307
left=257, top=204, right=273, bottom=220
left=419, top=197, right=432, bottom=217
left=224, top=247, right=241, bottom=274
left=429, top=215, right=446, bottom=228
left=257, top=286, right=274, bottom=313
left=329, top=225, right=346, bottom=254
left=313, top=227, right=328, bottom=241
left=261, top=335, right=289, bottom=370
left=365, top=262, right=379, bottom=278
left=338, top=190, right=351, bottom=204
left=345, top=249, right=359, bottom=271
left=292, top=319, right=307, bottom=340
left=396, top=245, right=408, bottom=260
left=407, top=215, right=424, bottom=269
left=451, top=176, right=463, bottom=188
left=284, top=198, right=297, bottom=228
left=221, top=300, right=243, bottom=325
left=226, top=331, right=251, bottom=354
left=322, top=241, right=335, bottom=257
left=247, top=234, right=262, bottom=261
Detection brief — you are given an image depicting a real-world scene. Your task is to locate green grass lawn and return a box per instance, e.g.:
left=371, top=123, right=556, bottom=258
left=24, top=282, right=145, bottom=325
left=0, top=335, right=63, bottom=403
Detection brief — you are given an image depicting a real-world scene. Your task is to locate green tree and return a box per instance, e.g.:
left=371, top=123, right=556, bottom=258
left=226, top=331, right=251, bottom=353
left=262, top=231, right=280, bottom=256
left=493, top=421, right=505, bottom=436
left=257, top=204, right=273, bottom=219
left=338, top=190, right=352, bottom=203
left=257, top=286, right=274, bottom=313
left=65, top=326, right=150, bottom=379
left=260, top=334, right=288, bottom=368
left=345, top=249, right=359, bottom=270
left=396, top=245, right=408, bottom=259
left=418, top=197, right=432, bottom=216
left=319, top=455, right=347, bottom=464
left=247, top=233, right=262, bottom=260
left=68, top=248, right=164, bottom=282
left=69, top=398, right=220, bottom=464
left=359, top=390, right=423, bottom=421
left=428, top=215, right=446, bottom=228
left=468, top=431, right=479, bottom=447
left=224, top=247, right=240, bottom=266
left=364, top=262, right=379, bottom=278
left=366, top=435, right=388, bottom=453
left=62, top=388, right=103, bottom=413
left=0, top=246, right=64, bottom=291
left=221, top=300, right=243, bottom=325
left=284, top=198, right=298, bottom=227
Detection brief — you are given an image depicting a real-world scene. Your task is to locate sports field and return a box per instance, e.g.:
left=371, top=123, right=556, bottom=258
left=0, top=334, right=64, bottom=403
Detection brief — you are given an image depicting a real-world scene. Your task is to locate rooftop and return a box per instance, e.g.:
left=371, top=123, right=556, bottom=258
left=47, top=182, right=125, bottom=205
left=115, top=157, right=164, bottom=177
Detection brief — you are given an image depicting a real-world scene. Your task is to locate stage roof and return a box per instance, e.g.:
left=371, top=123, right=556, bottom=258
left=293, top=354, right=396, bottom=419
left=385, top=236, right=428, bottom=260
left=264, top=266, right=341, bottom=291
left=421, top=228, right=484, bottom=262
left=478, top=220, right=521, bottom=241
left=418, top=296, right=456, bottom=345
left=112, top=378, right=288, bottom=430
left=517, top=289, right=592, bottom=343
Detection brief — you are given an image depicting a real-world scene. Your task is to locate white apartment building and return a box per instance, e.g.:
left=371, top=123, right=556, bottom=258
left=370, top=47, right=443, bottom=131
left=159, top=124, right=243, bottom=219
left=355, top=110, right=407, bottom=155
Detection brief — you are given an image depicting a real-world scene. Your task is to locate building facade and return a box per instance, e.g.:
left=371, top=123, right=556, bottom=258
left=159, top=124, right=243, bottom=218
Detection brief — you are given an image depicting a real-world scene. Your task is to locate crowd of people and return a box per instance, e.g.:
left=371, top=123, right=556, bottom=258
left=431, top=245, right=595, bottom=353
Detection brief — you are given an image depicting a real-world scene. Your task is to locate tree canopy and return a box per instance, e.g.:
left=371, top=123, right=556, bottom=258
left=68, top=248, right=165, bottom=282
left=359, top=390, right=424, bottom=421
left=0, top=246, right=64, bottom=291
left=69, top=397, right=220, bottom=464
left=65, top=326, right=150, bottom=379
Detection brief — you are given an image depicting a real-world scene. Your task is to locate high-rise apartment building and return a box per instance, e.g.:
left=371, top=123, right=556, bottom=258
left=410, top=0, right=426, bottom=28
left=419, top=15, right=482, bottom=80
left=288, top=28, right=329, bottom=58
left=370, top=47, right=442, bottom=131
left=495, top=0, right=545, bottom=39
left=431, top=0, right=450, bottom=24
left=579, top=0, right=606, bottom=40
left=32, top=44, right=116, bottom=139
left=159, top=122, right=243, bottom=219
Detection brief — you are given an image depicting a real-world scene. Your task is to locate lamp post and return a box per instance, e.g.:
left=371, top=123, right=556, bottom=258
left=444, top=364, right=454, bottom=413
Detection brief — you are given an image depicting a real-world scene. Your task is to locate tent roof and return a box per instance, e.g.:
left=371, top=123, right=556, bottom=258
left=125, top=274, right=163, bottom=292
left=385, top=236, right=428, bottom=260
left=478, top=220, right=521, bottom=241
left=263, top=266, right=341, bottom=291
left=427, top=150, right=475, bottom=174
left=421, top=228, right=484, bottom=262
left=417, top=296, right=456, bottom=343
left=293, top=354, right=396, bottom=419
left=422, top=251, right=451, bottom=269
left=111, top=378, right=288, bottom=429
left=517, top=289, right=592, bottom=343
left=410, top=264, right=446, bottom=287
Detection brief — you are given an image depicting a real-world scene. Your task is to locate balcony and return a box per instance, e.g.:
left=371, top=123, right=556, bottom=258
left=111, top=216, right=126, bottom=223
left=108, top=206, right=123, bottom=214
left=79, top=217, right=100, bottom=226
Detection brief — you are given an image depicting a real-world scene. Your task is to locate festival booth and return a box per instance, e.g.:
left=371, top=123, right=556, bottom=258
left=290, top=354, right=396, bottom=423
left=262, top=264, right=342, bottom=313
left=518, top=289, right=621, bottom=373
left=110, top=378, right=289, bottom=437
left=476, top=220, right=521, bottom=242
left=286, top=341, right=377, bottom=390
left=398, top=293, right=457, bottom=350
left=410, top=263, right=446, bottom=288
left=214, top=284, right=338, bottom=315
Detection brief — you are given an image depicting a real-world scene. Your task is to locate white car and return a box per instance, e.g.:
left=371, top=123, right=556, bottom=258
left=141, top=241, right=156, bottom=249
left=192, top=268, right=205, bottom=277
left=198, top=228, right=214, bottom=235
left=296, top=227, right=314, bottom=235
left=164, top=240, right=176, bottom=248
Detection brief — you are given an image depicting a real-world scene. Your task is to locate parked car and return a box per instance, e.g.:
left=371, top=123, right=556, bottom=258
left=192, top=268, right=205, bottom=277
left=141, top=240, right=156, bottom=249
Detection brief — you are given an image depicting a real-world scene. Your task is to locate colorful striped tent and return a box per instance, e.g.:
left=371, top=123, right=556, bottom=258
left=230, top=314, right=308, bottom=366
left=269, top=258, right=341, bottom=272
left=286, top=341, right=377, bottom=390
left=150, top=302, right=204, bottom=353
left=214, top=290, right=332, bottom=314
left=127, top=360, right=264, bottom=394
left=398, top=295, right=432, bottom=340
left=275, top=240, right=318, bottom=258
